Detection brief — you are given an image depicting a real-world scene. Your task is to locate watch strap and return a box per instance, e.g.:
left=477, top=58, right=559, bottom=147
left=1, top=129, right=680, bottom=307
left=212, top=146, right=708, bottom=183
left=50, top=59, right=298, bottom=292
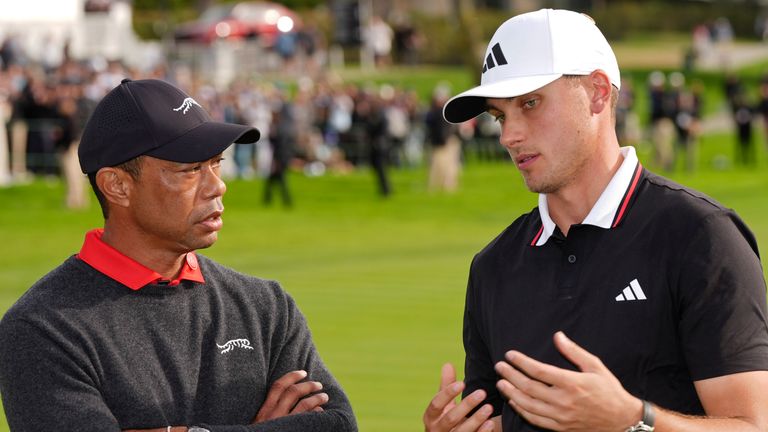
left=642, top=400, right=655, bottom=427
left=625, top=400, right=655, bottom=432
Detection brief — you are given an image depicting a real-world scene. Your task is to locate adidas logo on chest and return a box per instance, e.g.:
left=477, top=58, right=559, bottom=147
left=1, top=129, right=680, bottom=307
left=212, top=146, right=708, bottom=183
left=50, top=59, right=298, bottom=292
left=615, top=278, right=647, bottom=302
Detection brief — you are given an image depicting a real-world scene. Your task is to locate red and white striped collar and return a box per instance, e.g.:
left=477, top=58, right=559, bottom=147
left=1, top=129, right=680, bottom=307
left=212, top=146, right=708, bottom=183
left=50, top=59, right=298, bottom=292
left=532, top=146, right=642, bottom=247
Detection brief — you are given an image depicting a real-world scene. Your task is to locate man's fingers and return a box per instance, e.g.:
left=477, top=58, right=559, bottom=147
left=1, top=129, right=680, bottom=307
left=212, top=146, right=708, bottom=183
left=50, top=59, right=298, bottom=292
left=497, top=379, right=563, bottom=430
left=553, top=331, right=605, bottom=373
left=494, top=361, right=555, bottom=402
left=435, top=389, right=487, bottom=431
left=502, top=350, right=576, bottom=387
left=496, top=377, right=556, bottom=419
left=507, top=396, right=562, bottom=431
left=440, top=363, right=457, bottom=391
left=273, top=380, right=324, bottom=414
left=291, top=392, right=329, bottom=414
left=424, top=381, right=464, bottom=423
left=453, top=403, right=494, bottom=432
left=261, top=370, right=308, bottom=412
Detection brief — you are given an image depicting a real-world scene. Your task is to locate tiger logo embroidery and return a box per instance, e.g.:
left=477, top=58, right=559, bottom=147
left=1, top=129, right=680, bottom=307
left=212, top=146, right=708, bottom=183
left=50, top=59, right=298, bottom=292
left=217, top=338, right=254, bottom=354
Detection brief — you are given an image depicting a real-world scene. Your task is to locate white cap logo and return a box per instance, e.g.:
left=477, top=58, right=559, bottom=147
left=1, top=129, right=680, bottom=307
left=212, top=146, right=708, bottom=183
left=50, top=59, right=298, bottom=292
left=173, top=97, right=202, bottom=115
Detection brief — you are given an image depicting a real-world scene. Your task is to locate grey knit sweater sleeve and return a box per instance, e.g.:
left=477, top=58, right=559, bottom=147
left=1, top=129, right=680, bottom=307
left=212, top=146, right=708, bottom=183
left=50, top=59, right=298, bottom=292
left=0, top=256, right=357, bottom=431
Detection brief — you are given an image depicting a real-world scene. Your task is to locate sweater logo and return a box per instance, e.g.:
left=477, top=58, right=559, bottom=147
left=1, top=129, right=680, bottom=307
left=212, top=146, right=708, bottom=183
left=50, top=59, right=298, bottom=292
left=217, top=338, right=254, bottom=354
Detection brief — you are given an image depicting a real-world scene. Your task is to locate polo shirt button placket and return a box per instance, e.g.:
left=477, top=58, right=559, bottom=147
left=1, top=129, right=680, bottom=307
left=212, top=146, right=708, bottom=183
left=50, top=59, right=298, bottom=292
left=568, top=254, right=577, bottom=264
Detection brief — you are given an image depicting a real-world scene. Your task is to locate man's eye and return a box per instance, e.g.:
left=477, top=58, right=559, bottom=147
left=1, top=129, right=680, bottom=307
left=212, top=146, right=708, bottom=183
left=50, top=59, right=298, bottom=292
left=212, top=158, right=225, bottom=167
left=185, top=165, right=202, bottom=173
left=494, top=115, right=505, bottom=124
left=523, top=98, right=538, bottom=109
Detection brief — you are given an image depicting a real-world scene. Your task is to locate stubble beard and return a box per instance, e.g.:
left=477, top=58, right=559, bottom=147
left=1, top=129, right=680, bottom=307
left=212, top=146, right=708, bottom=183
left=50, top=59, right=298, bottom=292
left=519, top=152, right=588, bottom=195
left=522, top=173, right=568, bottom=194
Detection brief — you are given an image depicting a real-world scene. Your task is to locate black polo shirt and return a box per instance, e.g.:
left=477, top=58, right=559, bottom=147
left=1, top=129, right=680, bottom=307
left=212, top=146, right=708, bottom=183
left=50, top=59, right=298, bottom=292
left=463, top=147, right=768, bottom=431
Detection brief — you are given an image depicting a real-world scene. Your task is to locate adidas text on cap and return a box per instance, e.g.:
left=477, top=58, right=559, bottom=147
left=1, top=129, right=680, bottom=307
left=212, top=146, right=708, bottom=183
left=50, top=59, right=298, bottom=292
left=78, top=79, right=261, bottom=174
left=443, top=9, right=621, bottom=124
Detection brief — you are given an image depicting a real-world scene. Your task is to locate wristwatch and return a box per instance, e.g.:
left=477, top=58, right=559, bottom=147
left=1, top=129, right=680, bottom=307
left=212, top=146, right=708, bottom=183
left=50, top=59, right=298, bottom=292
left=188, top=428, right=211, bottom=432
left=625, top=400, right=655, bottom=432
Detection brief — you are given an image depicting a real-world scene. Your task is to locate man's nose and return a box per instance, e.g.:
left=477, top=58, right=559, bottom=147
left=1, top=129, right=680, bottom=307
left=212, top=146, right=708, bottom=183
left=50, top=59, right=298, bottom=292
left=202, top=166, right=227, bottom=198
left=499, top=117, right=525, bottom=150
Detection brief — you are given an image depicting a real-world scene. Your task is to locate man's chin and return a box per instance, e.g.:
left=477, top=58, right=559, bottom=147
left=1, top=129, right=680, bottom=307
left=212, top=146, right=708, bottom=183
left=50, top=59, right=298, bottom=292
left=189, top=232, right=219, bottom=251
left=523, top=175, right=561, bottom=195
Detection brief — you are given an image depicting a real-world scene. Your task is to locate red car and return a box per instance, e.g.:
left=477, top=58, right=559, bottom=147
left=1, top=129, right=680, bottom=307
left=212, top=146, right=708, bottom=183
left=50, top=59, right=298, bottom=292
left=174, top=1, right=302, bottom=46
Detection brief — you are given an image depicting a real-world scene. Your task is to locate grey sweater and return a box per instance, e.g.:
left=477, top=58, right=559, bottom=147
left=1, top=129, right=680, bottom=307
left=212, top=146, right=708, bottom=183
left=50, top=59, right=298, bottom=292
left=0, top=255, right=357, bottom=432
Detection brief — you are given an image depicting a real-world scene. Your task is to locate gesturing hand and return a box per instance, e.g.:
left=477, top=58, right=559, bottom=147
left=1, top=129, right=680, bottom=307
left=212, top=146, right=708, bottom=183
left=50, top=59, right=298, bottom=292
left=423, top=363, right=497, bottom=432
left=494, top=332, right=642, bottom=432
left=252, top=370, right=328, bottom=423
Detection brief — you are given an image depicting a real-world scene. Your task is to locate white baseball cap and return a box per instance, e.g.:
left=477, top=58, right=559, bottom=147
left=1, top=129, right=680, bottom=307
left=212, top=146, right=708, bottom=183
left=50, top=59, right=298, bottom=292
left=443, top=9, right=621, bottom=124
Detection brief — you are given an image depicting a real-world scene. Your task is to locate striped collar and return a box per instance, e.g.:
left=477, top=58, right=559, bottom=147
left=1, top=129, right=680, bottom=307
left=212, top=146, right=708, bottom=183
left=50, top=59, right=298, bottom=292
left=532, top=146, right=642, bottom=247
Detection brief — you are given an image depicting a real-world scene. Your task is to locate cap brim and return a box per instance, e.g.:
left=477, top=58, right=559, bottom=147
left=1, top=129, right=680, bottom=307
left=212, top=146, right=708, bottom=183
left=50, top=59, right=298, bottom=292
left=442, top=74, right=563, bottom=124
left=146, top=121, right=260, bottom=163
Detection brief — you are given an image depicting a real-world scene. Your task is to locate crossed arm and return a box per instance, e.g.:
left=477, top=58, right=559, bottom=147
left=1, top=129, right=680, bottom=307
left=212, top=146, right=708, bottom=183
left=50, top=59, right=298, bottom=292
left=423, top=332, right=768, bottom=432
left=124, top=370, right=329, bottom=432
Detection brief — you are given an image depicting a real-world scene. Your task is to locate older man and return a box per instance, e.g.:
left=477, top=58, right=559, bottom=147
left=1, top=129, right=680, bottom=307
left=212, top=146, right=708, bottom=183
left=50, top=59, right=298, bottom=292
left=0, top=79, right=357, bottom=432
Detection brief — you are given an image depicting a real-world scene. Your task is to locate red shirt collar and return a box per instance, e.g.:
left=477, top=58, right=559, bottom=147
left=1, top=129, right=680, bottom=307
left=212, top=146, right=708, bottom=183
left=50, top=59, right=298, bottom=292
left=76, top=228, right=205, bottom=290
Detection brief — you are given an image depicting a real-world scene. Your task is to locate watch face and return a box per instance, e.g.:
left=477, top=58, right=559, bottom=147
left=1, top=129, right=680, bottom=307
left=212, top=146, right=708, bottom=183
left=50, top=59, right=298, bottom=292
left=188, top=428, right=211, bottom=432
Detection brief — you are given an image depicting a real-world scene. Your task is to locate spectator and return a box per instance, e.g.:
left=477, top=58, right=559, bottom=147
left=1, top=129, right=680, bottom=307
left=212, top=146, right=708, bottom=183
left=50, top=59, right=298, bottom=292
left=264, top=91, right=295, bottom=207
left=733, top=92, right=756, bottom=166
left=358, top=90, right=392, bottom=197
left=757, top=76, right=768, bottom=153
left=615, top=76, right=638, bottom=147
left=364, top=16, right=394, bottom=68
left=672, top=84, right=702, bottom=172
left=647, top=71, right=675, bottom=171
left=425, top=85, right=461, bottom=192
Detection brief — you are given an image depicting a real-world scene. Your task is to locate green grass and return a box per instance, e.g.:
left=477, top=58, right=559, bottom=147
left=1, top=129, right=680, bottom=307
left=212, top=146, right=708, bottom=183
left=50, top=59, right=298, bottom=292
left=3, top=42, right=768, bottom=428
left=1, top=131, right=767, bottom=430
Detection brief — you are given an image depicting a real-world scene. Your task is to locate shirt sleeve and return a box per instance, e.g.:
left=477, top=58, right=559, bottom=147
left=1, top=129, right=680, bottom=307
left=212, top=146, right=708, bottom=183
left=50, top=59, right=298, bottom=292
left=201, top=282, right=357, bottom=432
left=0, top=317, right=122, bottom=432
left=676, top=210, right=768, bottom=381
left=462, top=256, right=504, bottom=417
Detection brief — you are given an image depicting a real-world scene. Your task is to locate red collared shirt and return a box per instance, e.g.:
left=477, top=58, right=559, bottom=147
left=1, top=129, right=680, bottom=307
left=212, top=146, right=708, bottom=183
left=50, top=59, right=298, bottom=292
left=77, top=228, right=205, bottom=290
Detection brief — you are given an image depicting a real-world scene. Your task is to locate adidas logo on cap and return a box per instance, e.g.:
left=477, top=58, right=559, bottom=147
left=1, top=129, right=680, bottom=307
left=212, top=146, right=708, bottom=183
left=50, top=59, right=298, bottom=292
left=482, top=43, right=508, bottom=73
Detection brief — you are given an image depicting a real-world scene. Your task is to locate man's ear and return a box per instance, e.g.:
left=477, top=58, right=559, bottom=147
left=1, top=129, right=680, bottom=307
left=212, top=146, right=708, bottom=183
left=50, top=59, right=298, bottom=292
left=95, top=167, right=133, bottom=210
left=588, top=70, right=613, bottom=115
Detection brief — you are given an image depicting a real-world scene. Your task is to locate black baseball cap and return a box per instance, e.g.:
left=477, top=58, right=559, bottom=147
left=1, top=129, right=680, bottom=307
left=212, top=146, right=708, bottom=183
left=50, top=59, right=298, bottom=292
left=78, top=78, right=260, bottom=174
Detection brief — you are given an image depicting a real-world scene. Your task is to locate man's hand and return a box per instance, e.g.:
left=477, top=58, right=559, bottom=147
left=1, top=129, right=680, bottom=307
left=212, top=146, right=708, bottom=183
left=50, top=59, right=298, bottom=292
left=423, top=363, right=497, bottom=432
left=494, top=332, right=641, bottom=432
left=252, top=370, right=328, bottom=423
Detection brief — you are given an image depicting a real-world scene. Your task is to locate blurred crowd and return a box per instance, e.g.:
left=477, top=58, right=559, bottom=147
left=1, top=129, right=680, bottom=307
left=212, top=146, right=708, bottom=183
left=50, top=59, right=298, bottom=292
left=615, top=67, right=768, bottom=174
left=3, top=21, right=768, bottom=210
left=0, top=35, right=482, bottom=209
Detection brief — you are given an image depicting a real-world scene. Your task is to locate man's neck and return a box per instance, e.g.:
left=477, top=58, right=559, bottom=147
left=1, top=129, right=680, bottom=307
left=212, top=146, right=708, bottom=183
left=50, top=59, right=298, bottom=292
left=101, top=222, right=187, bottom=281
left=546, top=147, right=624, bottom=236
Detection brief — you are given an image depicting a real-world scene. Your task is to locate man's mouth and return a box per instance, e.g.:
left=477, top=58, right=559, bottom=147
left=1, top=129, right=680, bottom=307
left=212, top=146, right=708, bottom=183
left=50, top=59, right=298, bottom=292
left=516, top=153, right=539, bottom=168
left=198, top=211, right=223, bottom=231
